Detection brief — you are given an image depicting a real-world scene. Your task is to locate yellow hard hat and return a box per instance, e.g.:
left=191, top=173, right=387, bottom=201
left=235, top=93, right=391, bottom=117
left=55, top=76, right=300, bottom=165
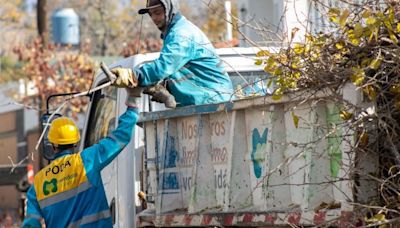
left=48, top=117, right=80, bottom=145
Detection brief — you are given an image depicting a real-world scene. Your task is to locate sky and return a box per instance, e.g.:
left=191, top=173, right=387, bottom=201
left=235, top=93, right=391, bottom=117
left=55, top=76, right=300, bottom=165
left=24, top=0, right=36, bottom=13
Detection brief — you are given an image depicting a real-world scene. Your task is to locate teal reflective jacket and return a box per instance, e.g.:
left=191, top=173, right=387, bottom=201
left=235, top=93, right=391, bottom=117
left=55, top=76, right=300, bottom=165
left=135, top=14, right=234, bottom=107
left=22, top=107, right=138, bottom=228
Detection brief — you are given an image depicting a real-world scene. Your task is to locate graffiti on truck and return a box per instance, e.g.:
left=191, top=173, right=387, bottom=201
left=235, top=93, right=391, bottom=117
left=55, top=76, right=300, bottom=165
left=180, top=120, right=198, bottom=167
left=161, top=136, right=180, bottom=191
left=162, top=172, right=180, bottom=190
left=164, top=136, right=178, bottom=169
left=210, top=119, right=228, bottom=164
left=176, top=119, right=231, bottom=192
left=181, top=119, right=226, bottom=139
left=214, top=168, right=227, bottom=189
left=181, top=168, right=228, bottom=191
left=182, top=175, right=192, bottom=191
left=251, top=128, right=268, bottom=178
left=180, top=119, right=229, bottom=166
left=211, top=147, right=228, bottom=163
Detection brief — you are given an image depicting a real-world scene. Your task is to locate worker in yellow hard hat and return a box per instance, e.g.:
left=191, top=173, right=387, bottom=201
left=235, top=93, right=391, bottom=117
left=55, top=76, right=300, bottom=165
left=22, top=83, right=141, bottom=227
left=48, top=117, right=80, bottom=146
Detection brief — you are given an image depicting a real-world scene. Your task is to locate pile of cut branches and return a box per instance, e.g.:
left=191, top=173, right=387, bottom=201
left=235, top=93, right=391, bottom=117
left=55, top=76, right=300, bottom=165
left=255, top=0, right=400, bottom=224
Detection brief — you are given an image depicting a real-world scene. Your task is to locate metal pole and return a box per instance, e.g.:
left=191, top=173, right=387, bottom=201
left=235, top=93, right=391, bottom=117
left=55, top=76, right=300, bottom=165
left=225, top=1, right=233, bottom=41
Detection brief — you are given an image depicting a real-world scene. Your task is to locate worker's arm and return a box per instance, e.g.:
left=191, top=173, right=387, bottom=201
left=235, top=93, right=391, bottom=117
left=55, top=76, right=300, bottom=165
left=22, top=186, right=43, bottom=228
left=81, top=107, right=139, bottom=173
left=135, top=34, right=193, bottom=86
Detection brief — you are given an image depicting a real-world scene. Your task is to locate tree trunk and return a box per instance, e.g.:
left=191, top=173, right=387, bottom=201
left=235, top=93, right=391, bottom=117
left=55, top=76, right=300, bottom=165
left=37, top=0, right=47, bottom=44
left=37, top=0, right=47, bottom=168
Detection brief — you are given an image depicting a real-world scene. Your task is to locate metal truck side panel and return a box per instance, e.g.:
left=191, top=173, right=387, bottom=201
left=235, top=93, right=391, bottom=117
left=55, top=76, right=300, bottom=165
left=138, top=86, right=375, bottom=226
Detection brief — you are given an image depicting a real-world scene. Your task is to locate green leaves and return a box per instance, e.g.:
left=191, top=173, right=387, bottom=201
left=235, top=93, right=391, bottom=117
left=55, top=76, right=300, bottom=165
left=363, top=85, right=377, bottom=101
left=365, top=213, right=387, bottom=228
left=291, top=112, right=299, bottom=128
left=390, top=33, right=399, bottom=44
left=354, top=23, right=364, bottom=38
left=272, top=88, right=282, bottom=101
left=339, top=9, right=350, bottom=28
left=255, top=50, right=270, bottom=65
left=249, top=2, right=400, bottom=218
left=369, top=57, right=382, bottom=70
left=362, top=9, right=371, bottom=18
left=366, top=16, right=377, bottom=25
left=255, top=59, right=263, bottom=65
left=350, top=67, right=365, bottom=86
left=335, top=41, right=345, bottom=50
left=252, top=4, right=399, bottom=114
left=339, top=110, right=353, bottom=120
left=256, top=50, right=270, bottom=57
left=293, top=43, right=305, bottom=54
left=328, top=8, right=340, bottom=23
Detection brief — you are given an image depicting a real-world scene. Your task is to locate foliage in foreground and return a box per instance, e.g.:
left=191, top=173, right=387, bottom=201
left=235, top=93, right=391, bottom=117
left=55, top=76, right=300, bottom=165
left=256, top=0, right=400, bottom=225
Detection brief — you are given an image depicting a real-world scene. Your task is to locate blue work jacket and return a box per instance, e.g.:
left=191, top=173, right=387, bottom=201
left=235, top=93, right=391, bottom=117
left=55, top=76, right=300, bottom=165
left=135, top=14, right=234, bottom=106
left=22, top=107, right=138, bottom=228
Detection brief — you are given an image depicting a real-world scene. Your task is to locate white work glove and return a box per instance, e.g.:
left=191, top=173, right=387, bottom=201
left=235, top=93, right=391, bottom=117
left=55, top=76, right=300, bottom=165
left=110, top=67, right=139, bottom=88
left=125, top=87, right=142, bottom=108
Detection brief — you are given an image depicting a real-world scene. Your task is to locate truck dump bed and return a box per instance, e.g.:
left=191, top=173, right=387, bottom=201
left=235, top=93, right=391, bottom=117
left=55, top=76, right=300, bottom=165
left=137, top=84, right=374, bottom=227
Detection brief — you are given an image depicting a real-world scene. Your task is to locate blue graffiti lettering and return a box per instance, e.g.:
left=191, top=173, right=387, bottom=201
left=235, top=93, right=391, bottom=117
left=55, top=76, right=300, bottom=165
left=164, top=136, right=178, bottom=168
left=251, top=128, right=268, bottom=178
left=162, top=172, right=179, bottom=190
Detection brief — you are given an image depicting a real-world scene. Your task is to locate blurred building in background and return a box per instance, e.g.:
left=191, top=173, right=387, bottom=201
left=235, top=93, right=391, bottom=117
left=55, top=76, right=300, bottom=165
left=236, top=0, right=364, bottom=47
left=0, top=84, right=40, bottom=224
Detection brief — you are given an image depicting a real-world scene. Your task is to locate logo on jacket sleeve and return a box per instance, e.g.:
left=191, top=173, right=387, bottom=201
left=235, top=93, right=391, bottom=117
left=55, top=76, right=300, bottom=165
left=43, top=178, right=58, bottom=195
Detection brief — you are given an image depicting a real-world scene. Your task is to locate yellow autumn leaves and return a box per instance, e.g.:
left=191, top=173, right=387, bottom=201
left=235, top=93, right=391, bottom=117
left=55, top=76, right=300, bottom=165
left=254, top=4, right=400, bottom=109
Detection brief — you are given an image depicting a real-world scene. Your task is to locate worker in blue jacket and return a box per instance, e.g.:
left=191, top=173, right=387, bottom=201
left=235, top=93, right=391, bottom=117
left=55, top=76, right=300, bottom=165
left=22, top=86, right=141, bottom=227
left=111, top=0, right=234, bottom=108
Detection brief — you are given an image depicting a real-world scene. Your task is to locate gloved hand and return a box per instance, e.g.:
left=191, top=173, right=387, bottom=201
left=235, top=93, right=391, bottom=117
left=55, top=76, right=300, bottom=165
left=110, top=67, right=139, bottom=88
left=125, top=87, right=142, bottom=108
left=143, top=84, right=177, bottom=108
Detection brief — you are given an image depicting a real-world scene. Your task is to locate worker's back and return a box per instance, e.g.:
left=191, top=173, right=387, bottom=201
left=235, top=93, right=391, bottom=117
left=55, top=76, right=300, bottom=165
left=164, top=14, right=234, bottom=106
left=27, top=151, right=112, bottom=227
left=23, top=106, right=138, bottom=227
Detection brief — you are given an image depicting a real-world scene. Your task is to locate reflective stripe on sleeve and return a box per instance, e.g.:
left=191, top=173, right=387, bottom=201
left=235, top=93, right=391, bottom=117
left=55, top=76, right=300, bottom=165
left=25, top=213, right=43, bottom=220
left=67, top=210, right=111, bottom=228
left=109, top=133, right=126, bottom=148
left=38, top=181, right=92, bottom=208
